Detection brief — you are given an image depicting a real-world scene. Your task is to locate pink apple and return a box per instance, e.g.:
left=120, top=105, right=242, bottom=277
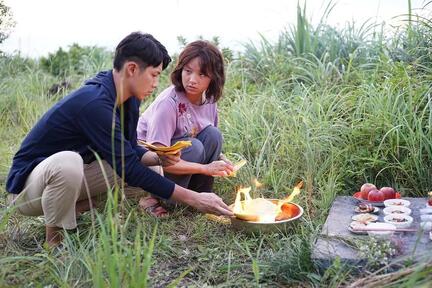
left=361, top=183, right=377, bottom=200
left=380, top=187, right=396, bottom=200
left=368, top=189, right=385, bottom=202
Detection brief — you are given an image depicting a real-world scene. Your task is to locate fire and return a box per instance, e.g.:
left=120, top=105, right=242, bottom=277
left=233, top=181, right=303, bottom=223
left=233, top=187, right=278, bottom=222
left=253, top=178, right=263, bottom=188
left=279, top=181, right=303, bottom=205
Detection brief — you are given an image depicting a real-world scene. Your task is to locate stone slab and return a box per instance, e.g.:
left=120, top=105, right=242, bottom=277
left=312, top=196, right=432, bottom=270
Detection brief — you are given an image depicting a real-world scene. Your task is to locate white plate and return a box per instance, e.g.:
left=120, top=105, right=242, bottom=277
left=348, top=226, right=368, bottom=235
left=351, top=213, right=378, bottom=223
left=348, top=221, right=368, bottom=235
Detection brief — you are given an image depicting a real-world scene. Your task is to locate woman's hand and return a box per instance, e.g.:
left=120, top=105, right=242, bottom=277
left=141, top=151, right=180, bottom=167
left=203, top=160, right=234, bottom=177
left=218, top=153, right=233, bottom=165
left=159, top=152, right=181, bottom=167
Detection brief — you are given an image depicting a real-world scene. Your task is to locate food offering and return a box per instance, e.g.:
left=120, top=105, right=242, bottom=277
left=383, top=199, right=411, bottom=208
left=428, top=191, right=432, bottom=207
left=351, top=213, right=378, bottom=224
left=383, top=214, right=413, bottom=229
left=353, top=183, right=401, bottom=206
left=383, top=206, right=412, bottom=216
left=354, top=203, right=379, bottom=214
left=348, top=221, right=368, bottom=234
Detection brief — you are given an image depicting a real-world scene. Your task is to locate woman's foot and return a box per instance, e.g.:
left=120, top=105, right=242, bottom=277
left=138, top=196, right=169, bottom=218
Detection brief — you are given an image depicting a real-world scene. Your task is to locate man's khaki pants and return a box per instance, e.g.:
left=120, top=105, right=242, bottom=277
left=10, top=151, right=159, bottom=229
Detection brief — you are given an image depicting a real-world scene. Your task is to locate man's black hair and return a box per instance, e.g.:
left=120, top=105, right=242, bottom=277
left=113, top=32, right=171, bottom=70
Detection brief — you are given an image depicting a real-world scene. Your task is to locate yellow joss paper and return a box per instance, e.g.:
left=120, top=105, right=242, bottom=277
left=228, top=159, right=247, bottom=177
left=138, top=140, right=192, bottom=155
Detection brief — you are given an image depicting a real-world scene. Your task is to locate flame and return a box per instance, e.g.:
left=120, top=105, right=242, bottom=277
left=233, top=181, right=303, bottom=223
left=233, top=186, right=279, bottom=223
left=233, top=187, right=252, bottom=214
left=253, top=178, right=263, bottom=188
left=282, top=181, right=303, bottom=203
left=276, top=181, right=303, bottom=214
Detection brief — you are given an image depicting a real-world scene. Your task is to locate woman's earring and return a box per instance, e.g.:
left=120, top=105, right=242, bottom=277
left=201, top=91, right=207, bottom=104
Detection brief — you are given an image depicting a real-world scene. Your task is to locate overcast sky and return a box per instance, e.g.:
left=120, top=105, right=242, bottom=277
left=1, top=0, right=427, bottom=58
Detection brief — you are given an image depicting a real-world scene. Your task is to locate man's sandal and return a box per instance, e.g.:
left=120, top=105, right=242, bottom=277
left=138, top=196, right=169, bottom=218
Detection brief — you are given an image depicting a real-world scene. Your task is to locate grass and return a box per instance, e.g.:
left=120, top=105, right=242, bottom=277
left=1, top=1, right=432, bottom=286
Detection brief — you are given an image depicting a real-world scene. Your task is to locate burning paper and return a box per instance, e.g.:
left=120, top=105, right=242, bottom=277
left=233, top=187, right=279, bottom=223
left=233, top=181, right=303, bottom=223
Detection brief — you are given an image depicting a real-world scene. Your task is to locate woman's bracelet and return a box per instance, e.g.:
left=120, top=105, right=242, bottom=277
left=154, top=154, right=162, bottom=166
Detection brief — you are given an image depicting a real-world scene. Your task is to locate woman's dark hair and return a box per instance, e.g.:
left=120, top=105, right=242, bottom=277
left=113, top=32, right=171, bottom=71
left=171, top=41, right=225, bottom=102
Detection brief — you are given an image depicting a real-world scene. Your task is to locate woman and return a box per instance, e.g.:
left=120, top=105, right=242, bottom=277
left=137, top=40, right=234, bottom=216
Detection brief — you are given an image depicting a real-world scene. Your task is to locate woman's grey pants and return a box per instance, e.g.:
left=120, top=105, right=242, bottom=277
left=166, top=125, right=223, bottom=192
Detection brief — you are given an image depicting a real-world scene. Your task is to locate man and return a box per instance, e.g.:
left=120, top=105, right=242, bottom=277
left=6, top=32, right=233, bottom=247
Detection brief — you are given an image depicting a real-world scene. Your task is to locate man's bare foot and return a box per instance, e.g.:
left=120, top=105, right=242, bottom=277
left=138, top=196, right=169, bottom=218
left=45, top=226, right=63, bottom=248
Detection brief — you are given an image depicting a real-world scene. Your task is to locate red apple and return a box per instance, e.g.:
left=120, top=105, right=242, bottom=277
left=368, top=189, right=385, bottom=202
left=361, top=183, right=377, bottom=200
left=380, top=187, right=396, bottom=200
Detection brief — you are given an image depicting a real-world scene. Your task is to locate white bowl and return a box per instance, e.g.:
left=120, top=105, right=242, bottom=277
left=420, top=208, right=432, bottom=215
left=383, top=206, right=412, bottom=216
left=420, top=221, right=432, bottom=231
left=384, top=214, right=413, bottom=229
left=366, top=222, right=396, bottom=239
left=420, top=215, right=432, bottom=222
left=383, top=199, right=411, bottom=208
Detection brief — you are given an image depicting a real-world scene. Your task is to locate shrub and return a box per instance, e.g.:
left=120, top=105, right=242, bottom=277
left=40, top=43, right=112, bottom=77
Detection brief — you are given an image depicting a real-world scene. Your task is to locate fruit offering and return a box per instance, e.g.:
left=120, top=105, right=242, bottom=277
left=359, top=183, right=397, bottom=201
left=360, top=183, right=376, bottom=200
left=355, top=203, right=377, bottom=213
left=428, top=192, right=432, bottom=207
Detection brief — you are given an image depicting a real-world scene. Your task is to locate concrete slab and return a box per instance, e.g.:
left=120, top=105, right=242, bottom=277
left=312, top=196, right=432, bottom=270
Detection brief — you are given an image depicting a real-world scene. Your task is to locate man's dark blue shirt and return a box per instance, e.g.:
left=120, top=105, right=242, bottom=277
left=6, top=70, right=175, bottom=199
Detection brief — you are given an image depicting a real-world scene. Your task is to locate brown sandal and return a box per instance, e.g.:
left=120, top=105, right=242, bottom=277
left=138, top=196, right=169, bottom=218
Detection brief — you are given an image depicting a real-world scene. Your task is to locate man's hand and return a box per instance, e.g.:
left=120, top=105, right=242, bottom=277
left=170, top=185, right=234, bottom=216
left=203, top=160, right=234, bottom=177
left=189, top=192, right=234, bottom=216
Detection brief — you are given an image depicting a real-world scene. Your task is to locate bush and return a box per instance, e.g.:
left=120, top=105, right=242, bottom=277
left=40, top=43, right=112, bottom=77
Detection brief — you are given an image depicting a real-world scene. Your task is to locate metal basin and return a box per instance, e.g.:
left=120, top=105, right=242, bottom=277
left=230, top=199, right=304, bottom=234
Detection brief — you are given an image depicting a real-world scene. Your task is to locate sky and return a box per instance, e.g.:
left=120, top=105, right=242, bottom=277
left=1, top=0, right=428, bottom=58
